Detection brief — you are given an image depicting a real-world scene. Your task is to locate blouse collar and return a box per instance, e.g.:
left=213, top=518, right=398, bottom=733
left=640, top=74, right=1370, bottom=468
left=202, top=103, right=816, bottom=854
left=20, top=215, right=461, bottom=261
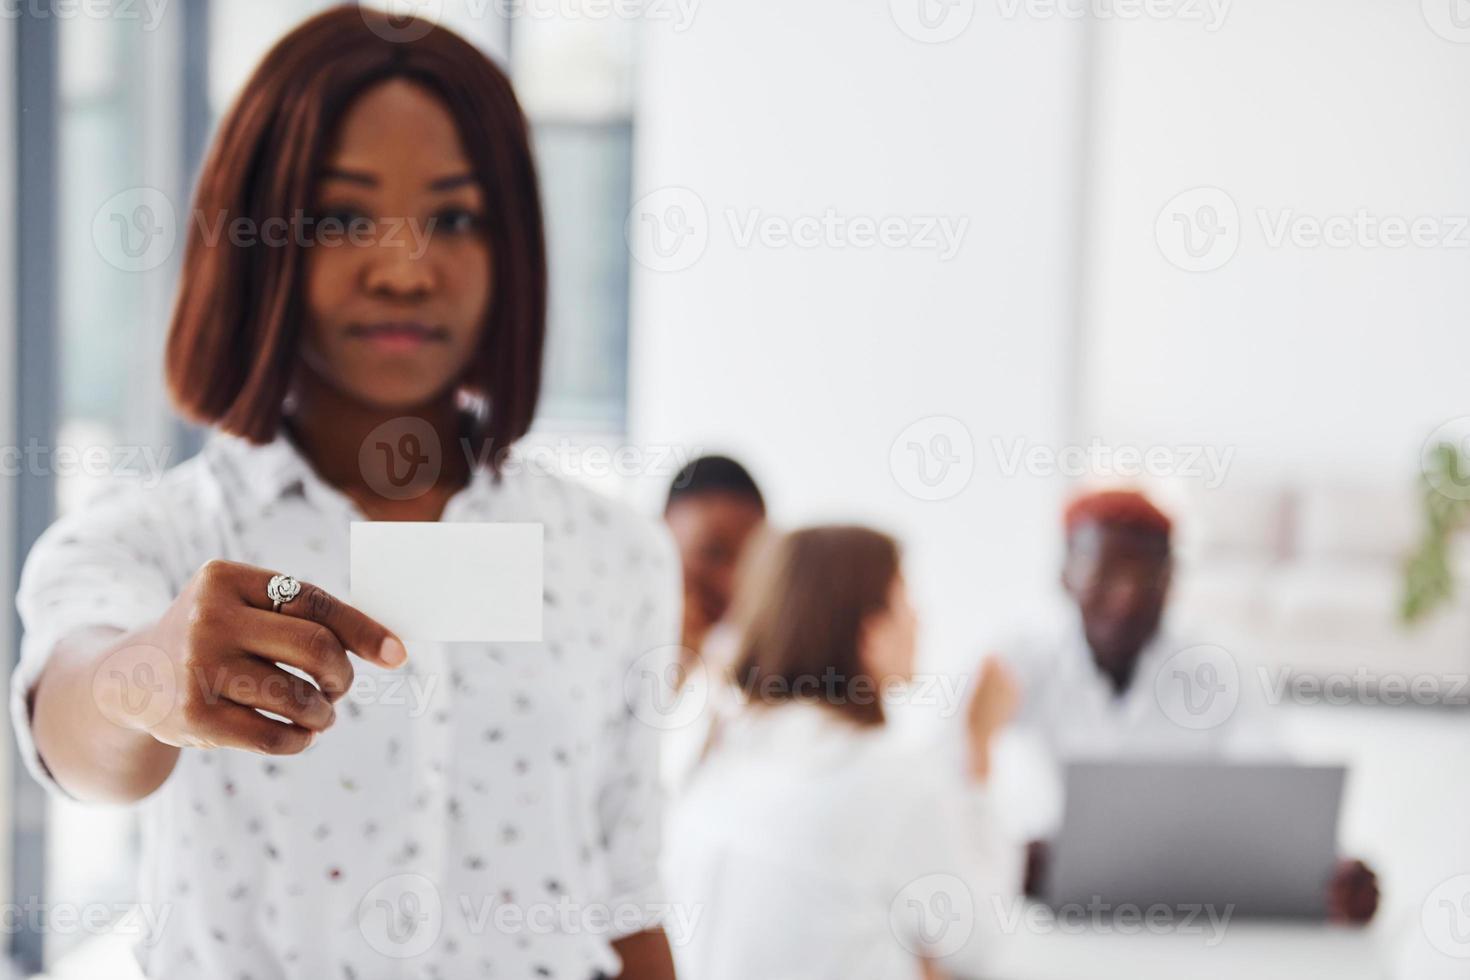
left=204, top=428, right=505, bottom=519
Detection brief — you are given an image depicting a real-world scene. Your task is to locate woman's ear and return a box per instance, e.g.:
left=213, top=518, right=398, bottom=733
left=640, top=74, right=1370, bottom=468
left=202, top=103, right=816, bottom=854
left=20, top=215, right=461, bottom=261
left=854, top=609, right=878, bottom=677
left=1059, top=556, right=1079, bottom=598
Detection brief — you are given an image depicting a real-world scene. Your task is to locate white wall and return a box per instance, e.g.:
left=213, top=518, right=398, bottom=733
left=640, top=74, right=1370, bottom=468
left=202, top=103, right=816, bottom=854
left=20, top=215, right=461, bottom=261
left=1082, top=0, right=1470, bottom=486
left=627, top=1, right=1090, bottom=665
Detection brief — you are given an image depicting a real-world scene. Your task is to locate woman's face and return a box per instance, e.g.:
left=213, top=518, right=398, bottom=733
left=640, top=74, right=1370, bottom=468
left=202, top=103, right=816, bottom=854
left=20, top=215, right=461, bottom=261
left=301, top=78, right=491, bottom=409
left=860, top=574, right=919, bottom=689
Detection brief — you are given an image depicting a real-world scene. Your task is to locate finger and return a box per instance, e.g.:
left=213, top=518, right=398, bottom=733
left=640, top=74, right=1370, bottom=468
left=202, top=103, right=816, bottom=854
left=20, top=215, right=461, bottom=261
left=234, top=568, right=406, bottom=669
left=236, top=608, right=355, bottom=701
left=209, top=656, right=336, bottom=731
left=195, top=699, right=316, bottom=756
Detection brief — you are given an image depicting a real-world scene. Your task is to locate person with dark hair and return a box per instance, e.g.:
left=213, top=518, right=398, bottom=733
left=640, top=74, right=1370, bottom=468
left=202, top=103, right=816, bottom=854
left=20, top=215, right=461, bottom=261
left=1001, top=489, right=1378, bottom=923
left=10, top=8, right=678, bottom=978
left=663, top=455, right=766, bottom=670
left=665, top=525, right=1021, bottom=980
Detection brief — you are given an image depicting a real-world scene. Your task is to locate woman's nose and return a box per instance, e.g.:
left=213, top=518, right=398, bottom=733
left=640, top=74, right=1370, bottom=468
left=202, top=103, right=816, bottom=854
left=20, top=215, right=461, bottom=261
left=363, top=238, right=434, bottom=298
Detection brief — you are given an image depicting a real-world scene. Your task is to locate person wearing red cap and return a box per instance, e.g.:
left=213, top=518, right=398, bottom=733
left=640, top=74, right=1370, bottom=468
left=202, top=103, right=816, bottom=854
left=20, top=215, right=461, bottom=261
left=1002, top=488, right=1379, bottom=923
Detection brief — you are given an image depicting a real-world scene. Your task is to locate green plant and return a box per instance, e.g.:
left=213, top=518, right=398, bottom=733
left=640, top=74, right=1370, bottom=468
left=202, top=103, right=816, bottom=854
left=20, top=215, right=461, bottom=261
left=1402, top=442, right=1470, bottom=622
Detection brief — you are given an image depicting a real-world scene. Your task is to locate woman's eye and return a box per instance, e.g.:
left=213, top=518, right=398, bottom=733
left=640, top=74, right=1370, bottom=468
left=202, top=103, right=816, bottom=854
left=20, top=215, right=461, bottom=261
left=313, top=208, right=377, bottom=241
left=317, top=207, right=365, bottom=228
left=431, top=208, right=481, bottom=236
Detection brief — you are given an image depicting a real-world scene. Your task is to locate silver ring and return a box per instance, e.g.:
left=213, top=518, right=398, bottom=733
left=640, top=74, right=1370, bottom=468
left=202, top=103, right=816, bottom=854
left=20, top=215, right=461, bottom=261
left=267, top=574, right=302, bottom=613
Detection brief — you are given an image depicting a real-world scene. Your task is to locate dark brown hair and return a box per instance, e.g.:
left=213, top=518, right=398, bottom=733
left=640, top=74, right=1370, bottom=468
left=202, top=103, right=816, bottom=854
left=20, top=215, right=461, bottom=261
left=731, top=525, right=902, bottom=727
left=166, top=5, right=546, bottom=468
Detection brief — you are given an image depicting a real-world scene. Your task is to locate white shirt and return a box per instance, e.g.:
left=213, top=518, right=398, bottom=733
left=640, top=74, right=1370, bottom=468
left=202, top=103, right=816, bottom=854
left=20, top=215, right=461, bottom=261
left=999, top=618, right=1284, bottom=836
left=11, top=431, right=680, bottom=980
left=663, top=700, right=1020, bottom=980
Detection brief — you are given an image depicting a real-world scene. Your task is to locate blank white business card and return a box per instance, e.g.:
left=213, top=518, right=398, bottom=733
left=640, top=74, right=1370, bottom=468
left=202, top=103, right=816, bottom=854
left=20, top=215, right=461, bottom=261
left=350, top=522, right=544, bottom=643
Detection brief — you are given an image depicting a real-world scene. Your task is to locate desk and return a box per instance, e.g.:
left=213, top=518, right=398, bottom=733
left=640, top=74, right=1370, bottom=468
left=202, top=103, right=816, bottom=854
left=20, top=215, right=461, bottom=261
left=984, top=916, right=1388, bottom=980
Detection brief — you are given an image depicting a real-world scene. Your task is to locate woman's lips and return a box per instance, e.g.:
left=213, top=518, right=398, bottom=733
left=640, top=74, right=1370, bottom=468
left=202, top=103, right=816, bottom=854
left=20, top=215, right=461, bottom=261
left=347, top=321, right=449, bottom=353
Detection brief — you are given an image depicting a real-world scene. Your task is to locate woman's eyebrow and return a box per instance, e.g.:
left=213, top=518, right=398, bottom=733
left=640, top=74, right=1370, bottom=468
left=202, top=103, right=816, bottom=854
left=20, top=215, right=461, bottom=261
left=318, top=167, right=378, bottom=186
left=314, top=169, right=478, bottom=191
left=429, top=173, right=479, bottom=192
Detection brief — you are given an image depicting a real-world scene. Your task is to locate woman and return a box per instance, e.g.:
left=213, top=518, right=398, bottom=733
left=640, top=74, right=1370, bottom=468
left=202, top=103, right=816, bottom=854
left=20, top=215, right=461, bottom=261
left=663, top=526, right=1020, bottom=980
left=12, top=8, right=678, bottom=979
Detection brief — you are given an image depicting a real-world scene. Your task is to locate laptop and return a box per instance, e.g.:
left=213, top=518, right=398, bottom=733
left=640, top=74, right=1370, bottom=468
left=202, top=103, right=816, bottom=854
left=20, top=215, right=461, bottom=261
left=1045, top=761, right=1346, bottom=919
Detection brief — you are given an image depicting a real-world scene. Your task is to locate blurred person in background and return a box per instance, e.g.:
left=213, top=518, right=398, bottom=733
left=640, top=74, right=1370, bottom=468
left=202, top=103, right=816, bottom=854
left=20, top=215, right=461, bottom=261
left=664, top=525, right=1021, bottom=980
left=10, top=9, right=678, bottom=979
left=663, top=454, right=766, bottom=678
left=999, top=489, right=1378, bottom=923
